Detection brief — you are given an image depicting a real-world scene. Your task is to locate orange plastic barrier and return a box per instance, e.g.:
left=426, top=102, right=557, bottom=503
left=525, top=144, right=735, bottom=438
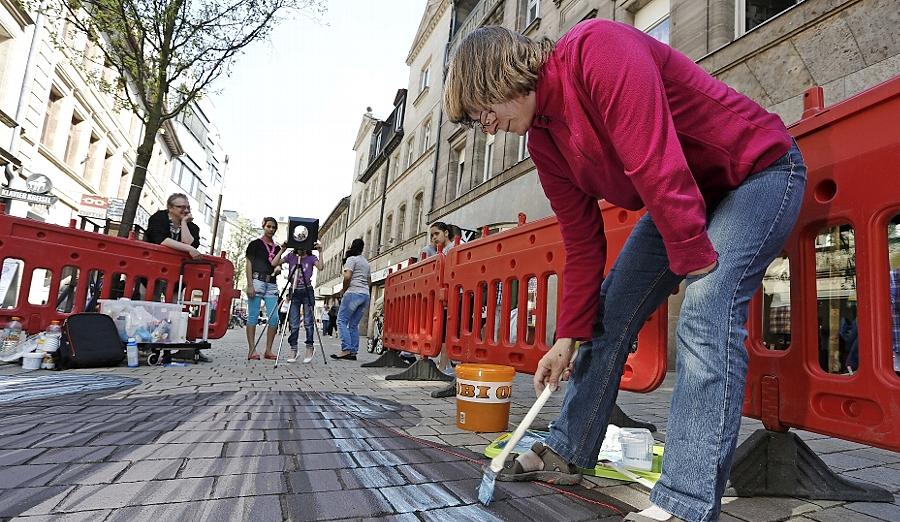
left=742, top=77, right=900, bottom=451
left=442, top=208, right=667, bottom=393
left=381, top=253, right=445, bottom=357
left=0, top=214, right=237, bottom=340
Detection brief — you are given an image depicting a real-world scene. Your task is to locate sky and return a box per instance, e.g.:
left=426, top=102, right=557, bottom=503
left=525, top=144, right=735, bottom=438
left=211, top=0, right=428, bottom=226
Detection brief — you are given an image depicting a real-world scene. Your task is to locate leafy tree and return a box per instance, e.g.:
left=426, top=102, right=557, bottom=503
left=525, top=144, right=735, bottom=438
left=224, top=215, right=257, bottom=291
left=42, top=0, right=326, bottom=236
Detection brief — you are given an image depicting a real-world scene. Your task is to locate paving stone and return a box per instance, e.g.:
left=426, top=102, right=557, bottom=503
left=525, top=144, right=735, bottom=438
left=844, top=466, right=900, bottom=489
left=281, top=437, right=370, bottom=454
left=29, top=446, right=116, bottom=465
left=804, top=506, right=883, bottom=521
left=284, top=489, right=393, bottom=521
left=109, top=442, right=224, bottom=461
left=265, top=428, right=333, bottom=441
left=505, top=492, right=611, bottom=521
left=223, top=441, right=280, bottom=457
left=53, top=477, right=215, bottom=511
left=31, top=432, right=98, bottom=448
left=0, top=464, right=58, bottom=488
left=352, top=449, right=435, bottom=467
left=297, top=451, right=357, bottom=471
left=117, top=459, right=183, bottom=482
left=288, top=469, right=343, bottom=493
left=0, top=485, right=71, bottom=517
left=13, top=509, right=112, bottom=521
left=380, top=483, right=462, bottom=513
left=366, top=436, right=428, bottom=451
left=820, top=451, right=882, bottom=471
left=338, top=466, right=409, bottom=489
left=49, top=461, right=131, bottom=486
left=88, top=431, right=162, bottom=446
left=845, top=498, right=900, bottom=520
left=179, top=455, right=292, bottom=477
left=721, top=496, right=820, bottom=521
left=419, top=503, right=508, bottom=522
left=106, top=494, right=283, bottom=521
left=155, top=429, right=263, bottom=443
left=0, top=423, right=37, bottom=437
left=211, top=471, right=288, bottom=498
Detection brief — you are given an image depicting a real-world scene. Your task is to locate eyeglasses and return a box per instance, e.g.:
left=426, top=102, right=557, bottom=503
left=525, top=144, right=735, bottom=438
left=171, top=204, right=190, bottom=210
left=459, top=110, right=493, bottom=131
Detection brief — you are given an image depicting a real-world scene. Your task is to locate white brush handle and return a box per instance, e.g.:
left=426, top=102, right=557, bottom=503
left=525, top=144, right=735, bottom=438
left=607, top=461, right=655, bottom=490
left=489, top=384, right=554, bottom=473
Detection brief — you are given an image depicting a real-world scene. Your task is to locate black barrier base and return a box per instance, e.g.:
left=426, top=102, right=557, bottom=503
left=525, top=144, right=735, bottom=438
left=360, top=349, right=411, bottom=369
left=727, top=429, right=893, bottom=501
left=385, top=358, right=454, bottom=382
left=610, top=404, right=657, bottom=433
left=431, top=377, right=457, bottom=398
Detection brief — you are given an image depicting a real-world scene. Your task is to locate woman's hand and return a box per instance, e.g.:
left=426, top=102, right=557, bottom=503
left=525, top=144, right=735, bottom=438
left=246, top=285, right=256, bottom=298
left=533, top=338, right=576, bottom=397
left=687, top=261, right=716, bottom=277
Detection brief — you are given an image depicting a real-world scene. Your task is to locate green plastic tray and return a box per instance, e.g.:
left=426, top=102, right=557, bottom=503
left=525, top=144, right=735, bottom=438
left=484, top=430, right=664, bottom=485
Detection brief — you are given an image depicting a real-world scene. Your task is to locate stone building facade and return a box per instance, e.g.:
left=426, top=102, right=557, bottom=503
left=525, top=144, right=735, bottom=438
left=324, top=0, right=898, bottom=343
left=0, top=7, right=173, bottom=226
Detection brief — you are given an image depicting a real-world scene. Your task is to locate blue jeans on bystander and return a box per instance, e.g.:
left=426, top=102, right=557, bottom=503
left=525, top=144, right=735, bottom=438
left=337, top=292, right=370, bottom=354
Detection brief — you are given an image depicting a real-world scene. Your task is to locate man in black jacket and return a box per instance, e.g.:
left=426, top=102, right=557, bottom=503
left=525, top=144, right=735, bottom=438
left=145, top=193, right=202, bottom=258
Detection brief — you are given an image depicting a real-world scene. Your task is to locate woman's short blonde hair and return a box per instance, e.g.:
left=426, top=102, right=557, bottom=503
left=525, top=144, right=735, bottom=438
left=444, top=26, right=554, bottom=126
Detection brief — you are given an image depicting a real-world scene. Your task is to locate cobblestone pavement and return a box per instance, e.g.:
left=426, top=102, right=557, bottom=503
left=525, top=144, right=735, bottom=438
left=0, top=329, right=898, bottom=521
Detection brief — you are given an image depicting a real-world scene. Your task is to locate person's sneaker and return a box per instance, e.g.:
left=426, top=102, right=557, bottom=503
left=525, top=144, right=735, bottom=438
left=302, top=344, right=315, bottom=364
left=286, top=348, right=298, bottom=363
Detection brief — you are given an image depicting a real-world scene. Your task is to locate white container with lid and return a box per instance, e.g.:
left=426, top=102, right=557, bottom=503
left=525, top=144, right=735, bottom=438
left=22, top=352, right=44, bottom=370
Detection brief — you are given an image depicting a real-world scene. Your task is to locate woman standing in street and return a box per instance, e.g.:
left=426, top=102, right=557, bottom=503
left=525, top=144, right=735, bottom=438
left=333, top=238, right=371, bottom=361
left=444, top=20, right=806, bottom=522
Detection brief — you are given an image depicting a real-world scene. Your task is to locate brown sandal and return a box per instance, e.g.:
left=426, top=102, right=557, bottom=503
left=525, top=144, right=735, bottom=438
left=497, top=442, right=582, bottom=485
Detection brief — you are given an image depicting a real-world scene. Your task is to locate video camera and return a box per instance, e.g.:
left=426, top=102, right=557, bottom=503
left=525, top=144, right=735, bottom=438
left=286, top=216, right=319, bottom=251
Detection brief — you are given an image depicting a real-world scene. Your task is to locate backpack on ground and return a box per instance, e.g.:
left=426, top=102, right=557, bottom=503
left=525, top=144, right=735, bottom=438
left=57, top=313, right=125, bottom=369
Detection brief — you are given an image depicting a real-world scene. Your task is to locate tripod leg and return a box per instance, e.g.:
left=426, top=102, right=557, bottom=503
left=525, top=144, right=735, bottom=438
left=254, top=264, right=298, bottom=354
left=275, top=264, right=302, bottom=367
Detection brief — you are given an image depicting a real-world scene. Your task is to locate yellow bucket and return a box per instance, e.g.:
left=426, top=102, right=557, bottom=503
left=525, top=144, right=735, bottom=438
left=455, top=364, right=516, bottom=432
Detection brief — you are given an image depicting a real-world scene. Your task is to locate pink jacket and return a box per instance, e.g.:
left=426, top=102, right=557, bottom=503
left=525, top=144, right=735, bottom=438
left=528, top=20, right=792, bottom=340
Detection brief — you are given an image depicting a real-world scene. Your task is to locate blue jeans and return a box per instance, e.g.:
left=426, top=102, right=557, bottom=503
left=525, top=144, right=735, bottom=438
left=338, top=292, right=370, bottom=354
left=288, top=287, right=315, bottom=348
left=247, top=280, right=279, bottom=328
left=545, top=143, right=806, bottom=522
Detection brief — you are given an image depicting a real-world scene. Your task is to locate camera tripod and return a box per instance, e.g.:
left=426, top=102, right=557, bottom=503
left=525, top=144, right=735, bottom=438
left=251, top=255, right=328, bottom=367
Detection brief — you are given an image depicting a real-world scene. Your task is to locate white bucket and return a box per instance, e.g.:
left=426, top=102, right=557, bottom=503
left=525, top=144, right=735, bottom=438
left=22, top=352, right=44, bottom=371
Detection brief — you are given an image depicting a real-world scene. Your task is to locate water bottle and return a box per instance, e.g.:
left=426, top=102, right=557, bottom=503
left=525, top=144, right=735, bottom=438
left=126, top=337, right=139, bottom=368
left=45, top=320, right=62, bottom=352
left=4, top=317, right=23, bottom=349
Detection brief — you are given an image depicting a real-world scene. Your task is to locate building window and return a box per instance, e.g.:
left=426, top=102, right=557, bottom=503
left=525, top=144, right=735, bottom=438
left=413, top=192, right=424, bottom=235
left=635, top=0, right=670, bottom=44
left=420, top=65, right=431, bottom=93
left=737, top=0, right=803, bottom=36
left=40, top=87, right=64, bottom=150
left=517, top=133, right=530, bottom=162
left=455, top=145, right=466, bottom=198
left=397, top=204, right=406, bottom=242
left=406, top=139, right=415, bottom=168
left=63, top=112, right=87, bottom=167
left=482, top=133, right=495, bottom=183
left=422, top=121, right=431, bottom=153
left=383, top=213, right=393, bottom=251
left=525, top=0, right=540, bottom=27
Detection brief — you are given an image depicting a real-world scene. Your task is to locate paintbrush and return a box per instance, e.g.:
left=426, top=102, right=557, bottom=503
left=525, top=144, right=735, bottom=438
left=478, top=383, right=555, bottom=505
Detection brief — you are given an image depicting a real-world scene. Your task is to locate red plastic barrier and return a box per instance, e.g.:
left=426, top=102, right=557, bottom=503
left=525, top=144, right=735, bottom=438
left=743, top=76, right=900, bottom=451
left=443, top=206, right=667, bottom=393
left=0, top=214, right=237, bottom=340
left=381, top=254, right=445, bottom=357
